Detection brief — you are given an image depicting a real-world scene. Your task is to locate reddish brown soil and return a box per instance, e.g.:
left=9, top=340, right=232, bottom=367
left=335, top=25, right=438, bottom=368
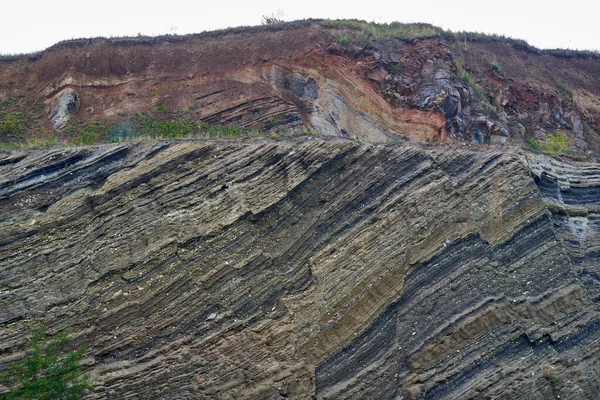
left=1, top=20, right=599, bottom=150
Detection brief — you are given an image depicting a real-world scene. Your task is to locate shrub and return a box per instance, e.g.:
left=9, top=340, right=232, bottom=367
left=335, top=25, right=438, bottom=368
left=155, top=102, right=168, bottom=112
left=540, top=131, right=570, bottom=154
left=323, top=20, right=442, bottom=41
left=540, top=364, right=561, bottom=385
left=261, top=10, right=284, bottom=25
left=527, top=131, right=570, bottom=154
left=460, top=71, right=474, bottom=86
left=0, top=324, right=91, bottom=399
left=491, top=63, right=501, bottom=73
left=526, top=137, right=540, bottom=151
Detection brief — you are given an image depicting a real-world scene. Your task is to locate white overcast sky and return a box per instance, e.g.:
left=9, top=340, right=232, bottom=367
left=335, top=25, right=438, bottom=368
left=1, top=0, right=598, bottom=54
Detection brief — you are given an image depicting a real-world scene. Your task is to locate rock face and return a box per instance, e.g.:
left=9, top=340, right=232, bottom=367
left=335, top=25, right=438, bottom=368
left=49, top=88, right=80, bottom=129
left=0, top=139, right=599, bottom=399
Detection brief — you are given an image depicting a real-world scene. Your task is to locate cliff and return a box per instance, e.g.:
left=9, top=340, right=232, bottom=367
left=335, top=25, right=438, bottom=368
left=1, top=19, right=600, bottom=399
left=1, top=138, right=599, bottom=399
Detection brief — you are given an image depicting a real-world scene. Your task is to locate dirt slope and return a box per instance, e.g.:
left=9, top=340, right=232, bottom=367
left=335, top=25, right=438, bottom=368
left=1, top=20, right=599, bottom=153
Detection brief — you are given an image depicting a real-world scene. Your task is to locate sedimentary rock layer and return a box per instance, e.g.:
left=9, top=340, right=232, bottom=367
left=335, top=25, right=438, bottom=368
left=0, top=139, right=598, bottom=399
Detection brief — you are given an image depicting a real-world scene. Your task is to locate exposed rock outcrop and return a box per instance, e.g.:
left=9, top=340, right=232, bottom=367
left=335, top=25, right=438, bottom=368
left=0, top=139, right=599, bottom=399
left=1, top=19, right=600, bottom=400
left=49, top=88, right=80, bottom=129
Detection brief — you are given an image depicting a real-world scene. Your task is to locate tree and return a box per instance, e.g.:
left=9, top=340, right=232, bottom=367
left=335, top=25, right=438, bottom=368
left=0, top=324, right=91, bottom=399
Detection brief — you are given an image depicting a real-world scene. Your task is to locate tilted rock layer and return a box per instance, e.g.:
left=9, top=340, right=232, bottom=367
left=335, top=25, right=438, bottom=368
left=0, top=138, right=599, bottom=399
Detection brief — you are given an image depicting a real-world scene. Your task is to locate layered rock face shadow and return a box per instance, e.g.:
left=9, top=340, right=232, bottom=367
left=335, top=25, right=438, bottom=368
left=0, top=139, right=598, bottom=399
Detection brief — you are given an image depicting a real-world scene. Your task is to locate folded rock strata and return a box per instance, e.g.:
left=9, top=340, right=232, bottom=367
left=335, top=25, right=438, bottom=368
left=0, top=139, right=598, bottom=399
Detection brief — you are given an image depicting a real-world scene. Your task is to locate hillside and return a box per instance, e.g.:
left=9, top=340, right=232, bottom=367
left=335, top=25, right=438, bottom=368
left=1, top=20, right=600, bottom=399
left=1, top=20, right=600, bottom=152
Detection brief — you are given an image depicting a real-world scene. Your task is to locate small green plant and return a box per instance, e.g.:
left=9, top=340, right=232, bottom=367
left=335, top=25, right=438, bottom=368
left=460, top=71, right=474, bottom=86
left=557, top=82, right=573, bottom=99
left=155, top=102, right=168, bottom=112
left=331, top=31, right=350, bottom=46
left=0, top=323, right=91, bottom=399
left=386, top=63, right=403, bottom=74
left=526, top=137, right=540, bottom=151
left=491, top=63, right=501, bottom=73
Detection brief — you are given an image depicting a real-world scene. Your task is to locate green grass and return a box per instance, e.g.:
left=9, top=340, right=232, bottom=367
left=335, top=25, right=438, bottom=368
left=62, top=120, right=107, bottom=146
left=450, top=30, right=531, bottom=49
left=0, top=111, right=33, bottom=142
left=526, top=137, right=541, bottom=151
left=0, top=108, right=317, bottom=151
left=155, top=102, right=168, bottom=112
left=324, top=20, right=443, bottom=41
left=106, top=112, right=315, bottom=143
left=331, top=31, right=350, bottom=46
left=557, top=82, right=573, bottom=99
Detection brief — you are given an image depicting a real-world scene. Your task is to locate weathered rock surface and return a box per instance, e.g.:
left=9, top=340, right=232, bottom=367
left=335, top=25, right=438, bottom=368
left=49, top=88, right=80, bottom=129
left=0, top=139, right=599, bottom=399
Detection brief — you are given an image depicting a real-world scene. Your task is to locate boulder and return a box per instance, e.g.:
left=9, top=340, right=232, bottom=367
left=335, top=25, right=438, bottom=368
left=413, top=85, right=446, bottom=109
left=536, top=103, right=551, bottom=124
left=434, top=70, right=452, bottom=80
left=413, top=82, right=461, bottom=120
left=509, top=122, right=526, bottom=137
left=564, top=111, right=583, bottom=134
left=442, top=96, right=460, bottom=120
left=469, top=116, right=508, bottom=144
left=393, top=75, right=415, bottom=96
left=553, top=107, right=567, bottom=126
left=49, top=88, right=80, bottom=129
left=453, top=83, right=471, bottom=108
left=293, top=74, right=306, bottom=99
left=389, top=53, right=402, bottom=63
left=448, top=114, right=469, bottom=135
left=369, top=66, right=388, bottom=83
left=346, top=45, right=364, bottom=59
left=533, top=129, right=547, bottom=140
left=326, top=42, right=344, bottom=56
left=490, top=120, right=509, bottom=144
left=305, top=77, right=319, bottom=100
left=492, top=87, right=510, bottom=108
